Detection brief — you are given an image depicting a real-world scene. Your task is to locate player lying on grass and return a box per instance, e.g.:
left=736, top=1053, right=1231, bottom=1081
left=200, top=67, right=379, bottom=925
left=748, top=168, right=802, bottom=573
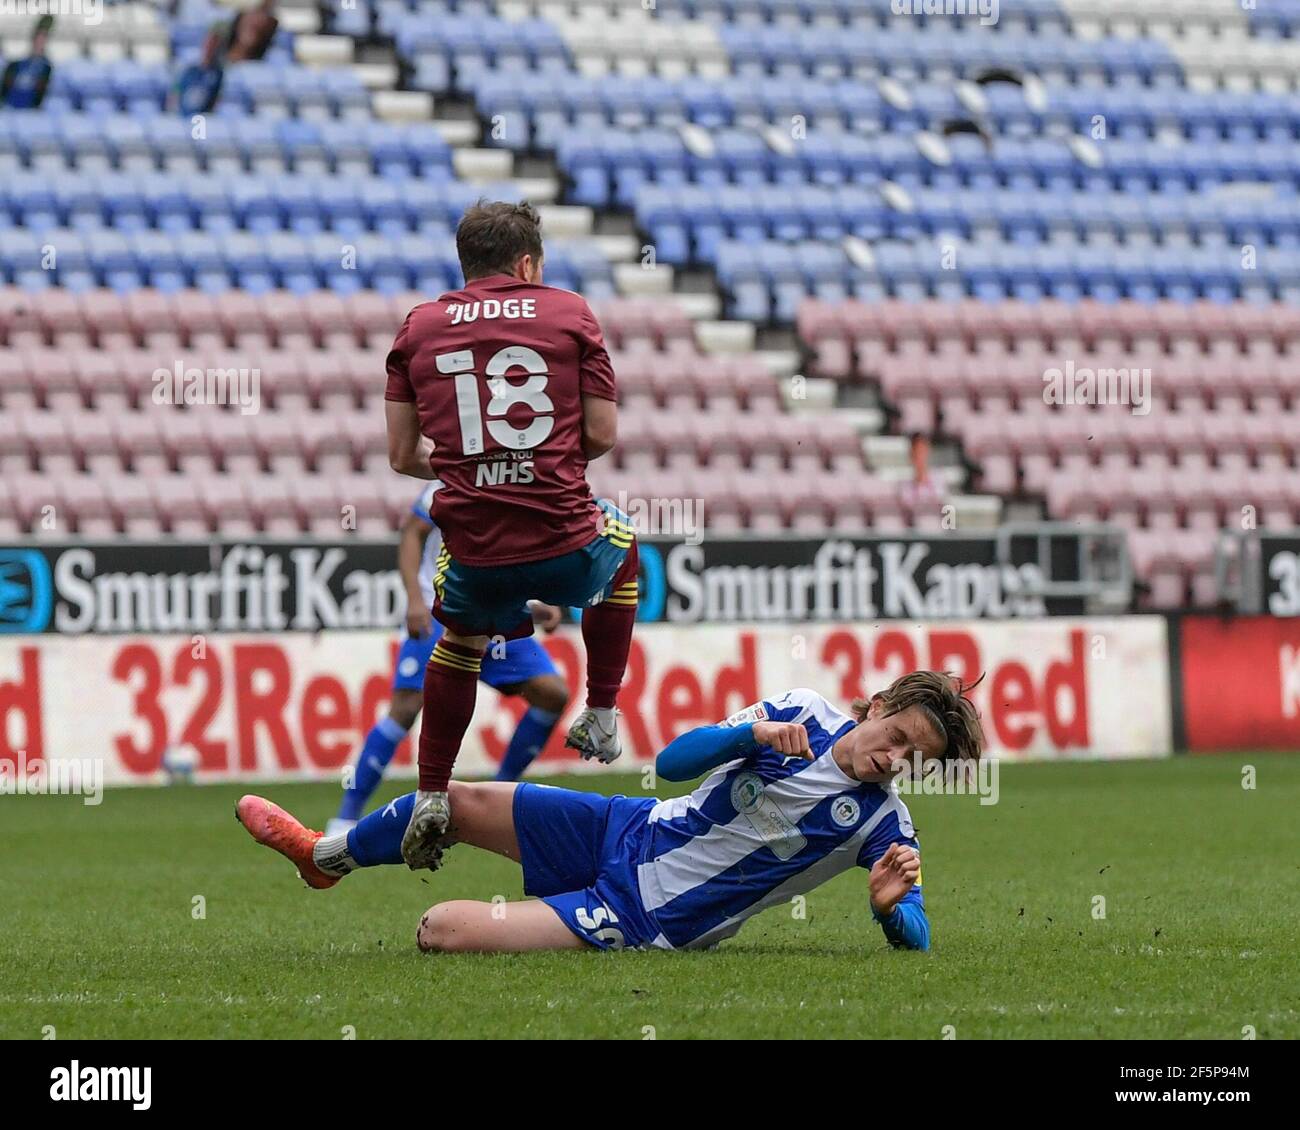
left=326, top=481, right=569, bottom=836
left=238, top=672, right=984, bottom=953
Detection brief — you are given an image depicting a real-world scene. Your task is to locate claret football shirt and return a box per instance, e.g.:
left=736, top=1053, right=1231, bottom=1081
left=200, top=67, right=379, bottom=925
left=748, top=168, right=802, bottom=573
left=385, top=275, right=617, bottom=566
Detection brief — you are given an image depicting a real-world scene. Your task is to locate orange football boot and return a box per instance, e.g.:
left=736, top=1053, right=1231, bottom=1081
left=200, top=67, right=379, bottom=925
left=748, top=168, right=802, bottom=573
left=235, top=795, right=340, bottom=890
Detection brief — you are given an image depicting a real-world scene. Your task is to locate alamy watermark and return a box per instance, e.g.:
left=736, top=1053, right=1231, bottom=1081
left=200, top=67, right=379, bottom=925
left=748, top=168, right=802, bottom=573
left=1, top=751, right=103, bottom=805
left=891, top=0, right=999, bottom=27
left=152, top=362, right=261, bottom=415
left=614, top=491, right=704, bottom=546
left=890, top=752, right=999, bottom=806
left=50, top=1062, right=151, bottom=1110
left=1043, top=362, right=1151, bottom=416
left=0, top=0, right=102, bottom=25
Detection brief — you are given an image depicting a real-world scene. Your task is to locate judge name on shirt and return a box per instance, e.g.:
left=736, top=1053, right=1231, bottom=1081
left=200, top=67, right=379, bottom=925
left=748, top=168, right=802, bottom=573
left=447, top=298, right=539, bottom=324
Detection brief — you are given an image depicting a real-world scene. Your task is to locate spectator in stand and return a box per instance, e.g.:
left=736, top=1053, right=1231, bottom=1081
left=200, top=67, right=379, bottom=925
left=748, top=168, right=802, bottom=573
left=1, top=15, right=54, bottom=110
left=225, top=0, right=279, bottom=63
left=173, top=24, right=227, bottom=117
left=898, top=432, right=946, bottom=517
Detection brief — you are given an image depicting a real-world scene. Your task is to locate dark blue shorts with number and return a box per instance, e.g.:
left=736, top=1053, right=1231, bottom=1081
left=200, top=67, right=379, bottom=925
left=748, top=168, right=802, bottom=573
left=431, top=499, right=637, bottom=639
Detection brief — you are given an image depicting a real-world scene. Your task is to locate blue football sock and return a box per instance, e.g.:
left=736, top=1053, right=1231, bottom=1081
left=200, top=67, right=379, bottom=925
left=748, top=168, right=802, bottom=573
left=346, top=792, right=415, bottom=867
left=337, top=714, right=410, bottom=821
left=495, top=706, right=561, bottom=781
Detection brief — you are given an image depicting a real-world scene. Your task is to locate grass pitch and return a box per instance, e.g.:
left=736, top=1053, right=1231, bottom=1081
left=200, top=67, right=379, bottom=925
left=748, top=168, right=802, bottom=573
left=3, top=755, right=1297, bottom=1040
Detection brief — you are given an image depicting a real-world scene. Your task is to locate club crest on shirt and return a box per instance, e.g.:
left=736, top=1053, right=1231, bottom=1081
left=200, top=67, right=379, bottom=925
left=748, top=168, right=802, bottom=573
left=831, top=796, right=862, bottom=828
left=730, top=771, right=765, bottom=814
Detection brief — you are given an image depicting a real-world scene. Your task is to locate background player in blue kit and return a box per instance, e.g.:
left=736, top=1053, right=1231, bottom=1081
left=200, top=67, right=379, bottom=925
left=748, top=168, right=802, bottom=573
left=326, top=482, right=569, bottom=836
left=1, top=15, right=53, bottom=110
left=243, top=673, right=984, bottom=953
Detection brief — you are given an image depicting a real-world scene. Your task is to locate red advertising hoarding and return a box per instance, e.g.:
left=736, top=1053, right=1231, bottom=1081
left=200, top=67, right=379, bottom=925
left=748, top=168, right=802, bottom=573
left=1181, top=617, right=1300, bottom=751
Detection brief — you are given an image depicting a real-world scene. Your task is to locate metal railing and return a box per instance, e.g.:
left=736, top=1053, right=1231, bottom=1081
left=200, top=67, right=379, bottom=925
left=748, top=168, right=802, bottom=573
left=994, top=521, right=1132, bottom=612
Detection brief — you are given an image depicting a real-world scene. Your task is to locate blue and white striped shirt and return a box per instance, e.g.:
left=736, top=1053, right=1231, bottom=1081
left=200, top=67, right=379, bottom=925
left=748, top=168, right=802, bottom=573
left=410, top=483, right=445, bottom=608
left=639, top=688, right=925, bottom=950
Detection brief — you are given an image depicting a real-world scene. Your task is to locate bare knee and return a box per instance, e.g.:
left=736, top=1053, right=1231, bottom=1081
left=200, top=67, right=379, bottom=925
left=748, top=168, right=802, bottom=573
left=523, top=675, right=570, bottom=717
left=388, top=690, right=422, bottom=731
left=416, top=902, right=476, bottom=953
left=445, top=780, right=479, bottom=815
left=443, top=781, right=484, bottom=843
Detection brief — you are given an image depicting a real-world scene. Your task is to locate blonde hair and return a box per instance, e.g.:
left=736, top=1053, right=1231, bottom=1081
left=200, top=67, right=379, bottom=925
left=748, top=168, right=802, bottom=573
left=851, top=670, right=985, bottom=763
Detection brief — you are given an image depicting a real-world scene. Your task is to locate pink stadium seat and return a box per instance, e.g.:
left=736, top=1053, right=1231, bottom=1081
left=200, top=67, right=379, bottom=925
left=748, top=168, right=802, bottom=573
left=340, top=471, right=396, bottom=535
left=37, top=289, right=90, bottom=345
left=28, top=348, right=81, bottom=410
left=112, top=409, right=165, bottom=473
left=206, top=411, right=260, bottom=474
left=303, top=291, right=352, bottom=346
left=155, top=408, right=215, bottom=476
left=657, top=413, right=697, bottom=469
left=0, top=350, right=36, bottom=412
left=126, top=290, right=182, bottom=352
left=733, top=362, right=780, bottom=411
left=645, top=350, right=694, bottom=404
left=703, top=495, right=745, bottom=534
left=300, top=412, right=356, bottom=474
left=149, top=476, right=210, bottom=534
left=24, top=411, right=76, bottom=476
left=307, top=351, right=355, bottom=408
left=74, top=351, right=123, bottom=408
left=345, top=291, right=401, bottom=343
left=251, top=350, right=309, bottom=413
left=241, top=473, right=299, bottom=534
left=0, top=410, right=31, bottom=475
left=103, top=474, right=159, bottom=535
left=67, top=411, right=119, bottom=474
left=0, top=286, right=41, bottom=345
left=736, top=411, right=785, bottom=473
left=244, top=408, right=302, bottom=470
left=687, top=357, right=734, bottom=406
left=172, top=290, right=223, bottom=339
left=196, top=475, right=256, bottom=534
left=62, top=474, right=113, bottom=535
left=4, top=472, right=51, bottom=528
left=260, top=291, right=314, bottom=347
left=611, top=351, right=653, bottom=400
left=339, top=347, right=382, bottom=399
left=287, top=475, right=337, bottom=533
left=80, top=290, right=129, bottom=338
left=216, top=291, right=272, bottom=346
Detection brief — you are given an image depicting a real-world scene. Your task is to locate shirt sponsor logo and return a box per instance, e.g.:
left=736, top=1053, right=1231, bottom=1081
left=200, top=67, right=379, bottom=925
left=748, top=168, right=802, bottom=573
left=723, top=703, right=767, bottom=727
left=729, top=771, right=807, bottom=861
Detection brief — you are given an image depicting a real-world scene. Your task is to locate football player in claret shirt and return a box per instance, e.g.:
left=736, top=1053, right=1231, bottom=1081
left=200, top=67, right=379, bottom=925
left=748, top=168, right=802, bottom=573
left=324, top=482, right=571, bottom=839
left=384, top=201, right=639, bottom=869
left=236, top=673, right=986, bottom=954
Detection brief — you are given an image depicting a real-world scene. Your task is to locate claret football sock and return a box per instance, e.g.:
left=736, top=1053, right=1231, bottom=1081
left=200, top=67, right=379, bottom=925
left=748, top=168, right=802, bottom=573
left=495, top=706, right=561, bottom=781
left=418, top=640, right=485, bottom=793
left=583, top=543, right=638, bottom=710
left=337, top=715, right=409, bottom=821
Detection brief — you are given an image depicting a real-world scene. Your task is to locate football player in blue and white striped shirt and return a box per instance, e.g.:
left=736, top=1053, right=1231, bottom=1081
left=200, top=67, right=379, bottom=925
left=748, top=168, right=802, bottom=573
left=237, top=672, right=984, bottom=954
